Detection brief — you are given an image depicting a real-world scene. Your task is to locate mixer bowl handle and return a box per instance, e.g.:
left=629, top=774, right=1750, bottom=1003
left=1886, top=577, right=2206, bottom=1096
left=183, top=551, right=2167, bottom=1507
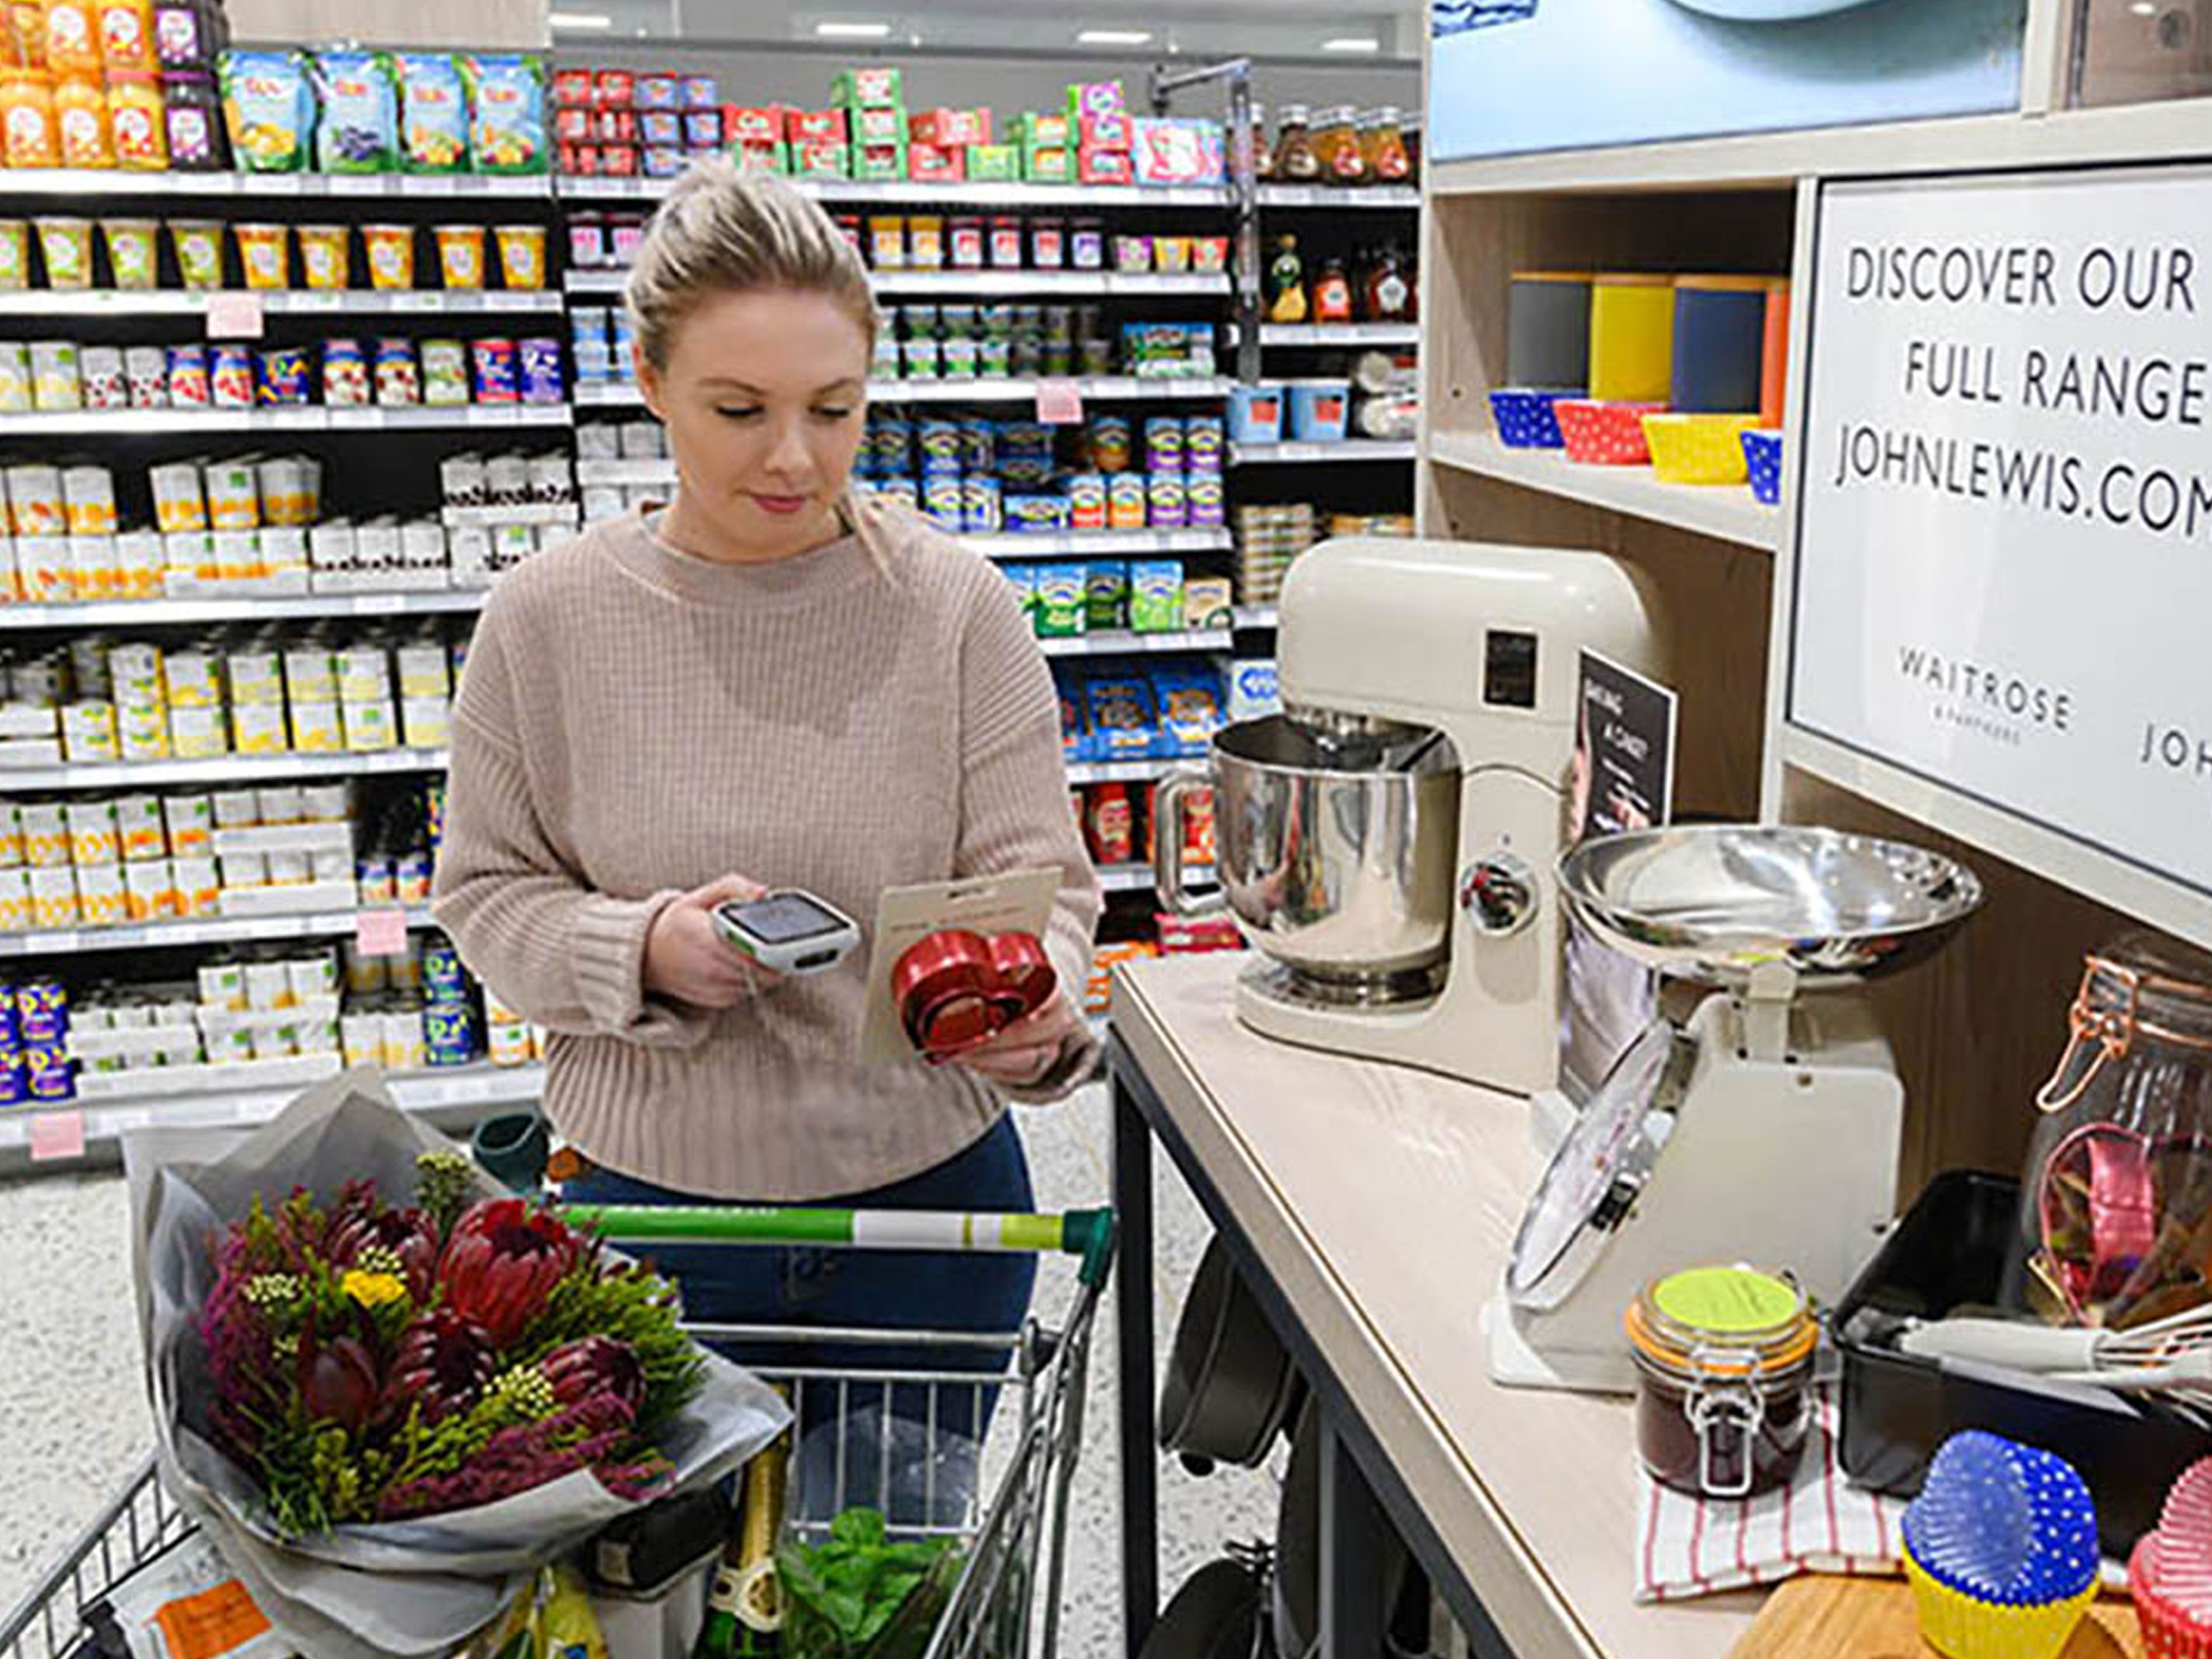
left=1152, top=767, right=1228, bottom=918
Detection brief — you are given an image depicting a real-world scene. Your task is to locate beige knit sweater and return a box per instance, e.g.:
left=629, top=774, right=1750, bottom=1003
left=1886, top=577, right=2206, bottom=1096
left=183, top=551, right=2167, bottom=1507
left=431, top=508, right=1102, bottom=1201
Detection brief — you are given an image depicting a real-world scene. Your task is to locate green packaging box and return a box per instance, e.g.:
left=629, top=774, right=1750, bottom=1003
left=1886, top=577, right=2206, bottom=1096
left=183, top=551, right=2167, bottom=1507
left=1129, top=559, right=1185, bottom=633
left=831, top=66, right=903, bottom=107
left=967, top=143, right=1020, bottom=181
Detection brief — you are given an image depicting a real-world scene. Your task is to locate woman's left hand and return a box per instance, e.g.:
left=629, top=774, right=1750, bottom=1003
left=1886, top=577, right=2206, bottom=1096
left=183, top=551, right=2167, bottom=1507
left=951, top=995, right=1083, bottom=1088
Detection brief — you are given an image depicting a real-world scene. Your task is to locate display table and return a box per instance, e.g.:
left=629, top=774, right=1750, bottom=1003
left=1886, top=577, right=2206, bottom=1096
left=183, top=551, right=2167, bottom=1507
left=1108, top=952, right=1762, bottom=1658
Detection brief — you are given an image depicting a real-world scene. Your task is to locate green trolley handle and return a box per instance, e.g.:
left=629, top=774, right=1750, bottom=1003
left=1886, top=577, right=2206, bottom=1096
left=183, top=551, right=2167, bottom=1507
left=560, top=1202, right=1118, bottom=1287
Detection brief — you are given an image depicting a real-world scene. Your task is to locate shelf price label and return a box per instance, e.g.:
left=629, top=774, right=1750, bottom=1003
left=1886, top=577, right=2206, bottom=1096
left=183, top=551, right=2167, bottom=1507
left=205, top=292, right=264, bottom=340
left=28, top=1108, right=84, bottom=1162
left=1035, top=378, right=1084, bottom=426
left=355, top=907, right=407, bottom=957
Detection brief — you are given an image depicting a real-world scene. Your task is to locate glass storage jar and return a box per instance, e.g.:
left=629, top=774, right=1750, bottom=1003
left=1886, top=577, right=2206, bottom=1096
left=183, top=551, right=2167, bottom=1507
left=1311, top=105, right=1367, bottom=185
left=2025, top=933, right=2212, bottom=1329
left=1272, top=103, right=1319, bottom=182
left=1627, top=1265, right=1816, bottom=1499
left=1361, top=106, right=1410, bottom=183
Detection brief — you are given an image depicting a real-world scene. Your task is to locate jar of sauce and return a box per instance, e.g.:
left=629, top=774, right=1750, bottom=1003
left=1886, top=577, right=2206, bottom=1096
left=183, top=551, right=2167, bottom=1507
left=1363, top=246, right=1411, bottom=322
left=1362, top=106, right=1411, bottom=184
left=1272, top=103, right=1319, bottom=182
left=1311, top=106, right=1367, bottom=186
left=1249, top=102, right=1272, bottom=181
left=1627, top=1265, right=1816, bottom=1500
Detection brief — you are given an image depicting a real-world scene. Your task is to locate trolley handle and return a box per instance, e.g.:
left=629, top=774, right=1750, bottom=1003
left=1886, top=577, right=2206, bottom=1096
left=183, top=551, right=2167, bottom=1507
left=559, top=1203, right=1118, bottom=1286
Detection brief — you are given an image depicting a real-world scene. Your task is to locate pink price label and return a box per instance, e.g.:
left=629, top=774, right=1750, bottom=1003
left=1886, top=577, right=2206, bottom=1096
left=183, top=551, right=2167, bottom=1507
left=204, top=292, right=265, bottom=342
left=355, top=908, right=408, bottom=957
left=1035, top=379, right=1084, bottom=426
left=29, top=1109, right=85, bottom=1162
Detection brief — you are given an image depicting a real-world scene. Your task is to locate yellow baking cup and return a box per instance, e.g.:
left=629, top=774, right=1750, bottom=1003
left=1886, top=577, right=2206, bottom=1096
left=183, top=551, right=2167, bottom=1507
left=1904, top=1548, right=2096, bottom=1659
left=1641, top=413, right=1760, bottom=485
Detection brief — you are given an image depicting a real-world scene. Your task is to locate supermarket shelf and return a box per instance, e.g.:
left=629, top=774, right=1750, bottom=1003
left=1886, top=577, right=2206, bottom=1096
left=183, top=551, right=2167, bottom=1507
left=965, top=529, right=1231, bottom=557
left=0, top=406, right=572, bottom=436
left=1257, top=184, right=1421, bottom=210
left=1258, top=323, right=1419, bottom=348
left=1231, top=439, right=1417, bottom=465
left=1428, top=429, right=1782, bottom=553
left=441, top=503, right=579, bottom=528
left=0, top=289, right=566, bottom=318
left=0, top=170, right=555, bottom=200
left=1038, top=628, right=1231, bottom=657
left=1065, top=757, right=1192, bottom=785
left=567, top=268, right=1228, bottom=297
left=0, top=748, right=449, bottom=791
left=0, top=904, right=436, bottom=960
left=0, top=1061, right=547, bottom=1170
left=578, top=378, right=1230, bottom=408
left=1097, top=862, right=1218, bottom=894
left=557, top=176, right=1231, bottom=208
left=574, top=457, right=674, bottom=484
left=1233, top=605, right=1278, bottom=630
left=0, top=590, right=487, bottom=627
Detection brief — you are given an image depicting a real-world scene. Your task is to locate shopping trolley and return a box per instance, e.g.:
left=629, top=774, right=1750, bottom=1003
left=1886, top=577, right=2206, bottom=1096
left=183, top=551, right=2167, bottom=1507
left=0, top=1202, right=1116, bottom=1659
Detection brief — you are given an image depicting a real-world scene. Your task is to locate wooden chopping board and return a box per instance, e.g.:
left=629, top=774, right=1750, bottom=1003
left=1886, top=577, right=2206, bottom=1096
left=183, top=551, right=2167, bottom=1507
left=1726, top=1575, right=2146, bottom=1659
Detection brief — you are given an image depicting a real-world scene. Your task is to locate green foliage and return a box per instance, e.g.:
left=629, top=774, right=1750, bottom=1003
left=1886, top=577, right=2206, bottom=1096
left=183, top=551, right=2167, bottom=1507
left=415, top=1150, right=476, bottom=1237
left=776, top=1510, right=962, bottom=1659
left=515, top=1265, right=704, bottom=1429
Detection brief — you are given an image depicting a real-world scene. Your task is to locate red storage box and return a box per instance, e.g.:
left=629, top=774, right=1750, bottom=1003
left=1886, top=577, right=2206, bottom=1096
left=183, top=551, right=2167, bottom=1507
left=722, top=104, right=783, bottom=143
left=909, top=106, right=990, bottom=147
left=1078, top=147, right=1135, bottom=186
left=909, top=142, right=965, bottom=181
left=786, top=107, right=847, bottom=142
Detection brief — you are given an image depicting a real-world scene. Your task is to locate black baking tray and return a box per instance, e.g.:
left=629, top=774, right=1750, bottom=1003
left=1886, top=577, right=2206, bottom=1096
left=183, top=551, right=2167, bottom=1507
left=1833, top=1169, right=2212, bottom=1558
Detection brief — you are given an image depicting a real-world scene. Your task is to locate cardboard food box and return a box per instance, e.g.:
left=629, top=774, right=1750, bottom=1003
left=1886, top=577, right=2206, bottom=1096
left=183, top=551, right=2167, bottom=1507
left=831, top=65, right=903, bottom=107
left=966, top=143, right=1019, bottom=181
left=849, top=104, right=906, bottom=144
left=1065, top=80, right=1124, bottom=122
left=908, top=141, right=965, bottom=182
left=731, top=140, right=788, bottom=175
left=908, top=106, right=991, bottom=147
left=790, top=138, right=849, bottom=178
left=1024, top=146, right=1073, bottom=182
left=785, top=107, right=848, bottom=142
left=853, top=141, right=907, bottom=180
left=1132, top=117, right=1226, bottom=186
left=721, top=104, right=784, bottom=143
left=1015, top=111, right=1070, bottom=148
left=1077, top=147, right=1135, bottom=186
left=1077, top=111, right=1132, bottom=153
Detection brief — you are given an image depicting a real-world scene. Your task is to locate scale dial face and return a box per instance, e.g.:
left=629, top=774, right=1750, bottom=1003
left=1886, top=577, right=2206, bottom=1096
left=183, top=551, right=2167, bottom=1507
left=1507, top=1018, right=1697, bottom=1311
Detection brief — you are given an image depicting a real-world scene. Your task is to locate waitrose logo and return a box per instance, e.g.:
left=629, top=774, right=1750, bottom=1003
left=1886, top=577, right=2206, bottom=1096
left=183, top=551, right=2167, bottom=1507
left=1897, top=645, right=2074, bottom=746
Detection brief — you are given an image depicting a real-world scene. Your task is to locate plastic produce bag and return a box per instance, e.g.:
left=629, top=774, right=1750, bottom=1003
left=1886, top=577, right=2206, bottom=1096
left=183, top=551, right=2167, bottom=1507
left=217, top=48, right=310, bottom=171
left=310, top=49, right=397, bottom=173
left=125, top=1071, right=791, bottom=1659
left=396, top=52, right=466, bottom=173
left=461, top=53, right=546, bottom=175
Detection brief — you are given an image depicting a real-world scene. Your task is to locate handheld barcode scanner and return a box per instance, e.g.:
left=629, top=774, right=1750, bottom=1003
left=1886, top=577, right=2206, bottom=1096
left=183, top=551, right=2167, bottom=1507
left=712, top=890, right=862, bottom=976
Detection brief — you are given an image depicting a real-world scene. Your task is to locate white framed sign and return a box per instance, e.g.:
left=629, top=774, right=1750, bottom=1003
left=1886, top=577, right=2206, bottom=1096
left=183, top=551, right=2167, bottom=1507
left=1790, top=161, right=2212, bottom=904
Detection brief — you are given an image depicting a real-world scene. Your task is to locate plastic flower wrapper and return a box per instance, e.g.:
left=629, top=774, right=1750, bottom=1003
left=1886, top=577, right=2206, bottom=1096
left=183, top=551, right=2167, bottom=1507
left=125, top=1070, right=790, bottom=1659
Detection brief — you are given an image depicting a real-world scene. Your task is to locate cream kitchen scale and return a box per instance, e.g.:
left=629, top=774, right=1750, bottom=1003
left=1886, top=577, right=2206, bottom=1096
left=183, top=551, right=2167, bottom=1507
left=1488, top=824, right=1985, bottom=1393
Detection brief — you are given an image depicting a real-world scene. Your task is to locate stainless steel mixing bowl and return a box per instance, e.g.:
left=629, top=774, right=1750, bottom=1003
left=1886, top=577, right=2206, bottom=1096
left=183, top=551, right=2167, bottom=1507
left=1155, top=713, right=1459, bottom=998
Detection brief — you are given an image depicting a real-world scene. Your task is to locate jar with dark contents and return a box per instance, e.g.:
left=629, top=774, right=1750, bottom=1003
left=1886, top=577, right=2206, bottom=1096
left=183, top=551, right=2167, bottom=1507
left=1626, top=1265, right=1816, bottom=1500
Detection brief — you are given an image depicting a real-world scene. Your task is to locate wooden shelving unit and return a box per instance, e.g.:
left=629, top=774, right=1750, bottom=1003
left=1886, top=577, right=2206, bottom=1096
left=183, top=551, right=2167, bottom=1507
left=1418, top=13, right=2212, bottom=1190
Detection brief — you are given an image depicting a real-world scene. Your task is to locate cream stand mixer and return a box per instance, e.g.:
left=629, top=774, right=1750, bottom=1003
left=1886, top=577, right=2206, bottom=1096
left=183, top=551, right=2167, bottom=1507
left=1154, top=536, right=1660, bottom=1096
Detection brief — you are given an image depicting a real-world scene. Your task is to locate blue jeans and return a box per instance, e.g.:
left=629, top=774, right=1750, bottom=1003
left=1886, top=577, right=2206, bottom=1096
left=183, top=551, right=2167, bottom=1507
left=563, top=1115, right=1038, bottom=1528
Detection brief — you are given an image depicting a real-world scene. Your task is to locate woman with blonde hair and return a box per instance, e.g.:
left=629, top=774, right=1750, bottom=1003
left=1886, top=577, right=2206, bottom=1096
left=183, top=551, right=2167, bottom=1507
left=432, top=159, right=1100, bottom=1507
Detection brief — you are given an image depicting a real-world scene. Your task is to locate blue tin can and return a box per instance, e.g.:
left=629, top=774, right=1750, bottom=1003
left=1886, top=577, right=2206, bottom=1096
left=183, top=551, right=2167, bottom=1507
left=17, top=976, right=66, bottom=1045
left=961, top=474, right=1003, bottom=535
left=423, top=936, right=468, bottom=1002
left=871, top=417, right=912, bottom=476
left=517, top=337, right=564, bottom=405
left=958, top=418, right=997, bottom=474
left=423, top=998, right=476, bottom=1067
left=920, top=473, right=965, bottom=533
left=23, top=1041, right=73, bottom=1100
left=0, top=1047, right=23, bottom=1104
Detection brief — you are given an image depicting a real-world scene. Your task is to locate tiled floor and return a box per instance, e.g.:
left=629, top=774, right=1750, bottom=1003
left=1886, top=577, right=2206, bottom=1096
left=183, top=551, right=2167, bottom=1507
left=0, top=1079, right=1284, bottom=1655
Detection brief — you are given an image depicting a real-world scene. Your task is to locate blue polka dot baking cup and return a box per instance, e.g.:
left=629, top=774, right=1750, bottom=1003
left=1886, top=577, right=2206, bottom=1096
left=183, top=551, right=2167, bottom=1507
left=1488, top=387, right=1567, bottom=450
left=1901, top=1430, right=2098, bottom=1659
left=1741, top=428, right=1784, bottom=505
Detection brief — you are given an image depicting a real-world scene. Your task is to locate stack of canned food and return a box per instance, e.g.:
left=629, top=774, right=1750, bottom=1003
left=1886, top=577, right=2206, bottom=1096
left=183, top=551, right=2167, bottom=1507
left=0, top=776, right=441, bottom=933
left=0, top=331, right=568, bottom=415
left=0, top=620, right=469, bottom=767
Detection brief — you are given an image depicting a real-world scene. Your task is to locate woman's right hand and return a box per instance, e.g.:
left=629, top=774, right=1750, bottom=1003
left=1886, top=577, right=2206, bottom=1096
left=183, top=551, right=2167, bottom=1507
left=643, top=874, right=782, bottom=1008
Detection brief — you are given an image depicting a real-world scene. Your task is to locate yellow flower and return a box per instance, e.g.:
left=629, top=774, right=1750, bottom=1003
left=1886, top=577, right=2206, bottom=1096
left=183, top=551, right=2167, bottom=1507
left=342, top=1269, right=407, bottom=1309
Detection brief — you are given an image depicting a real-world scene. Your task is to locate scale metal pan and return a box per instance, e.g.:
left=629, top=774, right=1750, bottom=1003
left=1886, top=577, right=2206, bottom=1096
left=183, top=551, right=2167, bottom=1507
left=1558, top=823, right=1983, bottom=987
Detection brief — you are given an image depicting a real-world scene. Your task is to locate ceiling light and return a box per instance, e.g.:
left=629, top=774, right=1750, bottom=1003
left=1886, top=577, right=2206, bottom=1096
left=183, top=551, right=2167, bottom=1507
left=547, top=9, right=611, bottom=26
left=2130, top=2, right=2158, bottom=12
left=1323, top=36, right=1381, bottom=51
left=1077, top=28, right=1153, bottom=45
left=815, top=19, right=893, bottom=36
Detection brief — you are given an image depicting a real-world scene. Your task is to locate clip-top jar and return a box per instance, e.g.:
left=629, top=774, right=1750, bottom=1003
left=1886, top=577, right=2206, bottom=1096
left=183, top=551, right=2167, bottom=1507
left=1626, top=1264, right=1816, bottom=1499
left=2025, top=933, right=2212, bottom=1328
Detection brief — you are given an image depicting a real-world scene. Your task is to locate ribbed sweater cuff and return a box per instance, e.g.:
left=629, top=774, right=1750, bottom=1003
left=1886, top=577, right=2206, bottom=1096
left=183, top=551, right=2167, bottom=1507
left=570, top=888, right=686, bottom=1036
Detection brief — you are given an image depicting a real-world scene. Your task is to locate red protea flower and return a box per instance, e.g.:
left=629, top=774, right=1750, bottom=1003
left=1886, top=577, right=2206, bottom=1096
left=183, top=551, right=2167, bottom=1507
left=543, top=1336, right=645, bottom=1419
left=382, top=1308, right=496, bottom=1424
left=326, top=1204, right=440, bottom=1300
left=297, top=1331, right=380, bottom=1435
left=436, top=1199, right=580, bottom=1347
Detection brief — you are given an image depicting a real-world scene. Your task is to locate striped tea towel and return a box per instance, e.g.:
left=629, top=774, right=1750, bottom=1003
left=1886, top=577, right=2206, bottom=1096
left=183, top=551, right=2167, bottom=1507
left=1634, top=1382, right=1904, bottom=1602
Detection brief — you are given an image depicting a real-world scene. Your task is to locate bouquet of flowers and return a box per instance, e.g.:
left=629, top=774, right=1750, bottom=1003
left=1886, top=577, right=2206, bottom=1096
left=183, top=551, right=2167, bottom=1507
left=128, top=1074, right=788, bottom=1659
left=198, top=1149, right=699, bottom=1536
